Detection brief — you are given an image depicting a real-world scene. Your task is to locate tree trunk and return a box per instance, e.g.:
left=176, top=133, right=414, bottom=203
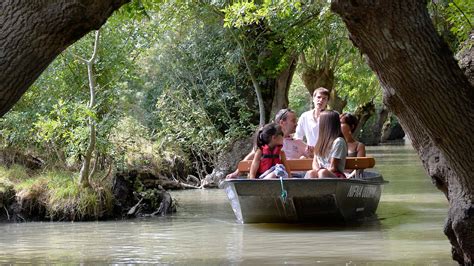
left=331, top=0, right=474, bottom=263
left=270, top=55, right=298, bottom=118
left=79, top=30, right=100, bottom=187
left=0, top=0, right=129, bottom=117
left=458, top=30, right=474, bottom=86
left=301, top=64, right=335, bottom=95
left=329, top=89, right=347, bottom=113
left=356, top=103, right=388, bottom=146
left=353, top=100, right=376, bottom=138
left=300, top=62, right=347, bottom=112
left=381, top=115, right=406, bottom=142
left=240, top=46, right=266, bottom=127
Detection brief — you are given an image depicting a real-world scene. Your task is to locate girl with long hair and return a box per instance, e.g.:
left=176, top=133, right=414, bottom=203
left=306, top=110, right=347, bottom=178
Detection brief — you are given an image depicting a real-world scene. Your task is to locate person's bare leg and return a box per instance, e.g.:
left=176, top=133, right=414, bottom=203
left=317, top=169, right=337, bottom=178
left=262, top=172, right=277, bottom=179
left=305, top=169, right=318, bottom=178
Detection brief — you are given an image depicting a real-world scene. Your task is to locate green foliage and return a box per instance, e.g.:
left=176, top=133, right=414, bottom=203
left=336, top=59, right=382, bottom=111
left=0, top=13, right=154, bottom=169
left=109, top=116, right=155, bottom=171
left=4, top=0, right=467, bottom=186
left=0, top=175, right=15, bottom=209
left=429, top=0, right=473, bottom=51
left=288, top=74, right=311, bottom=116
left=32, top=100, right=90, bottom=162
left=445, top=0, right=473, bottom=46
left=133, top=2, right=257, bottom=177
left=221, top=1, right=324, bottom=77
left=0, top=164, right=30, bottom=183
left=0, top=176, right=14, bottom=195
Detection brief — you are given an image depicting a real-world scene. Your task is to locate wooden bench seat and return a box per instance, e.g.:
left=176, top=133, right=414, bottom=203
left=237, top=157, right=375, bottom=173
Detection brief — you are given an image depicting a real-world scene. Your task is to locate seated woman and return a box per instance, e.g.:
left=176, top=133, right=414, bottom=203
left=340, top=113, right=366, bottom=178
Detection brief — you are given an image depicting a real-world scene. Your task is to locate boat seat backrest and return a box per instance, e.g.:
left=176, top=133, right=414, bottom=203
left=237, top=157, right=375, bottom=173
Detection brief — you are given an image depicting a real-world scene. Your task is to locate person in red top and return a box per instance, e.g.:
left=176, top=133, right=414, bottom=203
left=249, top=123, right=291, bottom=179
left=226, top=108, right=307, bottom=179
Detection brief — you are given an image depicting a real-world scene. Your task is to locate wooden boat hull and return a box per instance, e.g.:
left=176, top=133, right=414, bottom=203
left=224, top=171, right=387, bottom=223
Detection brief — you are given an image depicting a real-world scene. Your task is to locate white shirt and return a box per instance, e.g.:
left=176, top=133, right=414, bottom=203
left=294, top=110, right=319, bottom=146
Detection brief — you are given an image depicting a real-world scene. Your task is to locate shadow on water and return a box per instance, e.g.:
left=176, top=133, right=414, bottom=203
left=249, top=216, right=383, bottom=232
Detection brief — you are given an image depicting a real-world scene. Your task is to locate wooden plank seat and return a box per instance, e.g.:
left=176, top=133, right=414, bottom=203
left=237, top=157, right=375, bottom=173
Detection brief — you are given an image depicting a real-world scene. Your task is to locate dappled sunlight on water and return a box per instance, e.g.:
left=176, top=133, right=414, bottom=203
left=0, top=142, right=455, bottom=264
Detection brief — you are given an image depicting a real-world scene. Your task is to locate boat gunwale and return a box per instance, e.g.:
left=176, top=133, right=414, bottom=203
left=224, top=177, right=388, bottom=185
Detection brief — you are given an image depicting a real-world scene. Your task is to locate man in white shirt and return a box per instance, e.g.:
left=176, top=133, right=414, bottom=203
left=294, top=87, right=330, bottom=156
left=226, top=108, right=309, bottom=179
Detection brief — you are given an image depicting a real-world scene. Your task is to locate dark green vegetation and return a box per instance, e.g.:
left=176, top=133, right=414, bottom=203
left=0, top=1, right=471, bottom=221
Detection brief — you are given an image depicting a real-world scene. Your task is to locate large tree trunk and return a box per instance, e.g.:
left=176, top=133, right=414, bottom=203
left=353, top=100, right=376, bottom=138
left=270, top=56, right=298, bottom=117
left=331, top=0, right=474, bottom=264
left=0, top=0, right=129, bottom=117
left=301, top=64, right=335, bottom=95
left=300, top=59, right=347, bottom=112
left=328, top=89, right=347, bottom=113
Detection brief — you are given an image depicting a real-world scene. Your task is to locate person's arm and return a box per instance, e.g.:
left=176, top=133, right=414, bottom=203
left=280, top=151, right=291, bottom=177
left=294, top=139, right=309, bottom=159
left=329, top=138, right=347, bottom=173
left=226, top=150, right=256, bottom=179
left=329, top=158, right=341, bottom=173
left=357, top=142, right=366, bottom=157
left=305, top=146, right=314, bottom=158
left=249, top=149, right=262, bottom=179
left=243, top=150, right=256, bottom=160
left=312, top=155, right=320, bottom=170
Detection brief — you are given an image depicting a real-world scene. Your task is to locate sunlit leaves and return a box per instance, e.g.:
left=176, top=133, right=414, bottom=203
left=336, top=60, right=381, bottom=111
left=429, top=0, right=473, bottom=51
left=445, top=0, right=473, bottom=45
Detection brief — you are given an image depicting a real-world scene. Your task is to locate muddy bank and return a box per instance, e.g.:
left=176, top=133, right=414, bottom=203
left=0, top=170, right=178, bottom=222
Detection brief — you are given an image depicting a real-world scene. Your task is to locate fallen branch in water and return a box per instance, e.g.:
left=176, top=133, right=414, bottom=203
left=127, top=198, right=143, bottom=216
left=179, top=182, right=202, bottom=189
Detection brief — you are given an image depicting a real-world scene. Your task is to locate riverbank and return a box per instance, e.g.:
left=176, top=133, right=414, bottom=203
left=0, top=165, right=177, bottom=222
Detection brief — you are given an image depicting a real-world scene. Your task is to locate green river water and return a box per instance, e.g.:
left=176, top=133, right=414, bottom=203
left=0, top=142, right=455, bottom=264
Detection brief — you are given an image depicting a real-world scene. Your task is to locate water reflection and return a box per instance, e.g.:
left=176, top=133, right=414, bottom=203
left=0, top=143, right=455, bottom=264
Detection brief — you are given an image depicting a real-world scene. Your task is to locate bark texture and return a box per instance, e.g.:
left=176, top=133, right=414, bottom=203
left=300, top=64, right=347, bottom=112
left=331, top=0, right=474, bottom=263
left=301, top=65, right=335, bottom=95
left=270, top=56, right=298, bottom=117
left=353, top=100, right=376, bottom=139
left=0, top=0, right=129, bottom=117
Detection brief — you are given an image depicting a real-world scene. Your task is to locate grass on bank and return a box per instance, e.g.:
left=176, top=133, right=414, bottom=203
left=0, top=164, right=114, bottom=221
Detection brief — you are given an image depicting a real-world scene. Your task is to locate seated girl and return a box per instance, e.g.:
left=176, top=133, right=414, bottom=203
left=306, top=110, right=347, bottom=178
left=249, top=123, right=291, bottom=179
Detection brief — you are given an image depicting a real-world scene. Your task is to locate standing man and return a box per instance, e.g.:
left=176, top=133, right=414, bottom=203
left=294, top=87, right=330, bottom=156
left=226, top=108, right=308, bottom=179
